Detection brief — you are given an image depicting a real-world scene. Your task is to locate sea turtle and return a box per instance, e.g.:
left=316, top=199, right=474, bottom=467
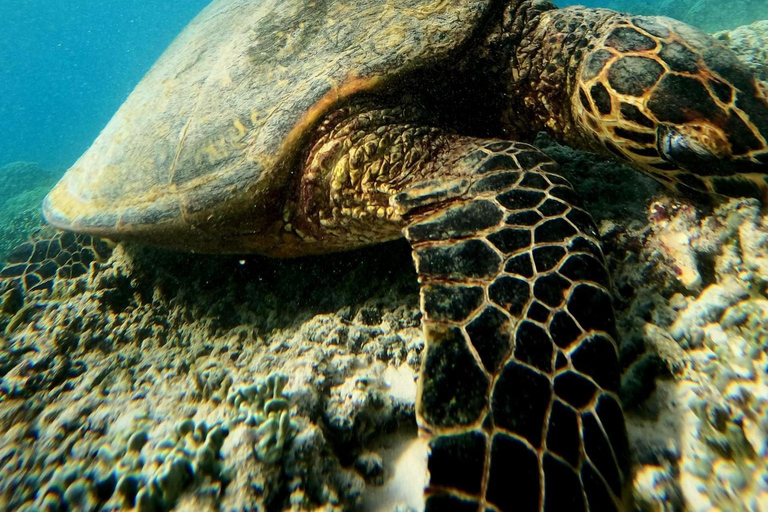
left=12, top=0, right=768, bottom=510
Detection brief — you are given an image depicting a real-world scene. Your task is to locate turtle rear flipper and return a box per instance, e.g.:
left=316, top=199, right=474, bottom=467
left=399, top=143, right=630, bottom=511
left=0, top=229, right=112, bottom=293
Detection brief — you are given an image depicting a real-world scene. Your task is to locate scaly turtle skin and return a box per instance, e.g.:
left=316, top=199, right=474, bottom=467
left=19, top=0, right=768, bottom=510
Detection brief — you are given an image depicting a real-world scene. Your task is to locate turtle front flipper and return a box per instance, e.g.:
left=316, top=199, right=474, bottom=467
left=397, top=143, right=630, bottom=511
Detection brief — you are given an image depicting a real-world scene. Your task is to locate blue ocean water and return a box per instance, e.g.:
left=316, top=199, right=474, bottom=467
left=0, top=0, right=765, bottom=172
left=0, top=0, right=210, bottom=170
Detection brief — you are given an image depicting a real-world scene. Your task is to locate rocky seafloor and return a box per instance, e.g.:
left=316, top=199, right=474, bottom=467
left=1, top=20, right=768, bottom=512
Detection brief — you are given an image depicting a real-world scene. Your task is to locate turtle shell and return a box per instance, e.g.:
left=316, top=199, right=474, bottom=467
left=44, top=0, right=492, bottom=251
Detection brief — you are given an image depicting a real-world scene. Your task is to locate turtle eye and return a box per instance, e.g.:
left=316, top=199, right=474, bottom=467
left=657, top=124, right=768, bottom=199
left=657, top=125, right=719, bottom=170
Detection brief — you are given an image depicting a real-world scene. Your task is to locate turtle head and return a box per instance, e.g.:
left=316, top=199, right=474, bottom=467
left=571, top=14, right=768, bottom=200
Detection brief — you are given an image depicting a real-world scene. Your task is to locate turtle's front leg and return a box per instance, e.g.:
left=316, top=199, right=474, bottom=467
left=294, top=105, right=630, bottom=511
left=398, top=142, right=630, bottom=512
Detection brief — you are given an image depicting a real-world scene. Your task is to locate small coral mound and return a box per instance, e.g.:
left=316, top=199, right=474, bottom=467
left=224, top=374, right=296, bottom=463
left=716, top=20, right=768, bottom=86
left=1, top=371, right=299, bottom=512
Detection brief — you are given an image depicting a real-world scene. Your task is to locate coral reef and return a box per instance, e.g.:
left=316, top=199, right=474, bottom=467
left=600, top=196, right=768, bottom=511
left=716, top=20, right=768, bottom=87
left=0, top=242, right=422, bottom=511
left=0, top=161, right=58, bottom=200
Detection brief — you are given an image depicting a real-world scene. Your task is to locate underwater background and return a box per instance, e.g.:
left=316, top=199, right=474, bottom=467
left=560, top=0, right=767, bottom=32
left=0, top=0, right=210, bottom=170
